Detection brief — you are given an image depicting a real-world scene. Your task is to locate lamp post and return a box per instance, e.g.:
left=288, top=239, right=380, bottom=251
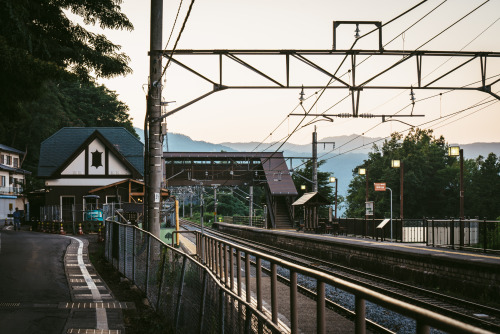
left=329, top=177, right=338, bottom=220
left=449, top=146, right=464, bottom=219
left=391, top=159, right=404, bottom=219
left=359, top=167, right=368, bottom=217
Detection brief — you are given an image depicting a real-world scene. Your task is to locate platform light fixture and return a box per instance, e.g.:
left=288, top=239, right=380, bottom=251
left=329, top=176, right=338, bottom=220
left=448, top=146, right=460, bottom=157
left=301, top=184, right=306, bottom=190
left=358, top=168, right=366, bottom=175
left=391, top=159, right=400, bottom=168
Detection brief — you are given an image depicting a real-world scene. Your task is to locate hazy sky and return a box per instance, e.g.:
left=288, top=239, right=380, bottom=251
left=96, top=0, right=500, bottom=147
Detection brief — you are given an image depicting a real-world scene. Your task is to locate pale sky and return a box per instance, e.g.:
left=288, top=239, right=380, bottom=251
left=97, top=0, right=500, bottom=146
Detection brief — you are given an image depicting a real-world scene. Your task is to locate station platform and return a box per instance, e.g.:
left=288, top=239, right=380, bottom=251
left=213, top=222, right=500, bottom=304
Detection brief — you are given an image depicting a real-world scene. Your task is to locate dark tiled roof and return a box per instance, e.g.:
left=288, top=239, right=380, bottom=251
left=0, top=164, right=32, bottom=174
left=260, top=153, right=298, bottom=196
left=38, top=127, right=143, bottom=177
left=0, top=144, right=25, bottom=155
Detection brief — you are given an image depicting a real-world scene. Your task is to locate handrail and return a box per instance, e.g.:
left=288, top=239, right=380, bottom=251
left=197, top=231, right=494, bottom=334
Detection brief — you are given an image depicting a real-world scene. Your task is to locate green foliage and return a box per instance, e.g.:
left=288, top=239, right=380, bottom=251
left=345, top=129, right=500, bottom=219
left=0, top=0, right=136, bottom=177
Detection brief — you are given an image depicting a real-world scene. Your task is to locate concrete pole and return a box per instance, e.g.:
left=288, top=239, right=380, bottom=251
left=249, top=186, right=253, bottom=226
left=400, top=161, right=404, bottom=220
left=147, top=0, right=163, bottom=237
left=312, top=127, right=318, bottom=192
left=459, top=149, right=464, bottom=219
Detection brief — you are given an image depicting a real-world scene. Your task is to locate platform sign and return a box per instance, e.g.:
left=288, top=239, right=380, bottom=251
left=365, top=201, right=374, bottom=216
left=374, top=183, right=386, bottom=191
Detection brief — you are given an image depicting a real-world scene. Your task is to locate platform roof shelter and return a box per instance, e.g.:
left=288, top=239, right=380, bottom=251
left=292, top=192, right=330, bottom=231
left=163, top=152, right=298, bottom=228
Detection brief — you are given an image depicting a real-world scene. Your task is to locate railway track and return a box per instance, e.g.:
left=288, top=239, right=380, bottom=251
left=179, top=219, right=500, bottom=333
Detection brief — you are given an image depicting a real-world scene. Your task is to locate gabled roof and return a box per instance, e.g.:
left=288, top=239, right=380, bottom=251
left=0, top=144, right=25, bottom=155
left=38, top=127, right=143, bottom=178
left=292, top=192, right=330, bottom=206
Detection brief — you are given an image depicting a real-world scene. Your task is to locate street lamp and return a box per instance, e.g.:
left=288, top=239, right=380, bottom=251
left=391, top=159, right=404, bottom=219
left=329, top=177, right=338, bottom=220
left=301, top=184, right=306, bottom=190
left=449, top=145, right=464, bottom=219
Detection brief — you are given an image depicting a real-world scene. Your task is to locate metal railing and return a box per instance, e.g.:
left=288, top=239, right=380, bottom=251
left=223, top=216, right=266, bottom=228
left=104, top=221, right=282, bottom=333
left=194, top=231, right=493, bottom=334
left=0, top=186, right=23, bottom=194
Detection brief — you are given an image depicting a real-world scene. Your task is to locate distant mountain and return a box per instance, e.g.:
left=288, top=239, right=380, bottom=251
left=135, top=129, right=500, bottom=215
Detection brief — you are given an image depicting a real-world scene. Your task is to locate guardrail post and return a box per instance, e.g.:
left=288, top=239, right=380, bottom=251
left=237, top=250, right=242, bottom=297
left=230, top=246, right=235, bottom=292
left=219, top=241, right=223, bottom=280
left=271, top=263, right=278, bottom=325
left=416, top=321, right=430, bottom=334
left=290, top=271, right=298, bottom=334
left=317, top=280, right=325, bottom=334
left=174, top=256, right=188, bottom=330
left=245, top=252, right=251, bottom=304
left=224, top=244, right=229, bottom=289
left=256, top=257, right=262, bottom=311
left=355, top=296, right=366, bottom=334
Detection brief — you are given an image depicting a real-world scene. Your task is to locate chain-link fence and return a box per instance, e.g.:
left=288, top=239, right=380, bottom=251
left=104, top=220, right=282, bottom=333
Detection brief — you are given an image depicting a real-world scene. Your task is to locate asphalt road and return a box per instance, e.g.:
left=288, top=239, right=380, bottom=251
left=0, top=230, right=72, bottom=334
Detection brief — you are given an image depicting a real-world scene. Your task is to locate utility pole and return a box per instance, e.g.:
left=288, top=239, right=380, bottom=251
left=312, top=127, right=318, bottom=192
left=311, top=127, right=335, bottom=194
left=249, top=185, right=253, bottom=226
left=147, top=0, right=163, bottom=237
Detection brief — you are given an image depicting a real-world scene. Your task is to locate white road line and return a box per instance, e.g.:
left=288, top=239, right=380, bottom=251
left=68, top=236, right=109, bottom=330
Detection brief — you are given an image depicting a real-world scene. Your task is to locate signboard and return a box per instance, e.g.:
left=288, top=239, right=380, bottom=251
left=365, top=201, right=374, bottom=216
left=154, top=192, right=160, bottom=203
left=374, top=183, right=386, bottom=191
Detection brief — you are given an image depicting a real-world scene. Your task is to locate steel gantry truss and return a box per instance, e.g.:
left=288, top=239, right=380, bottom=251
left=158, top=48, right=500, bottom=121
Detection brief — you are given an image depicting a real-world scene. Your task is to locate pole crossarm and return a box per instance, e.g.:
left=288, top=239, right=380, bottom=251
left=159, top=49, right=500, bottom=118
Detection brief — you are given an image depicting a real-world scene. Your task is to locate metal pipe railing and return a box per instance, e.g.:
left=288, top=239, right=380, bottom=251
left=198, top=231, right=494, bottom=334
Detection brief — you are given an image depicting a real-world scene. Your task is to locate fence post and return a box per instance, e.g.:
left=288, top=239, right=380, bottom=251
left=132, top=228, right=136, bottom=283
left=156, top=247, right=167, bottom=310
left=219, top=289, right=225, bottom=334
left=245, top=253, right=251, bottom=304
left=483, top=217, right=487, bottom=252
left=459, top=217, right=464, bottom=249
left=450, top=217, right=455, bottom=250
left=229, top=246, right=235, bottom=292
left=431, top=218, right=435, bottom=247
left=236, top=250, right=242, bottom=298
left=145, top=236, right=151, bottom=296
left=174, top=256, right=188, bottom=330
left=123, top=225, right=127, bottom=274
left=256, top=257, right=262, bottom=312
left=198, top=270, right=208, bottom=334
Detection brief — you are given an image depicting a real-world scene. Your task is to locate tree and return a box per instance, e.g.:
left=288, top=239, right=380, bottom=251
left=0, top=0, right=133, bottom=130
left=0, top=1, right=135, bottom=173
left=466, top=153, right=500, bottom=219
left=346, top=129, right=459, bottom=219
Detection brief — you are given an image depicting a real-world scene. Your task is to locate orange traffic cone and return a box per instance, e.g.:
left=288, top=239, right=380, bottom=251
left=78, top=223, right=84, bottom=235
left=60, top=223, right=66, bottom=235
